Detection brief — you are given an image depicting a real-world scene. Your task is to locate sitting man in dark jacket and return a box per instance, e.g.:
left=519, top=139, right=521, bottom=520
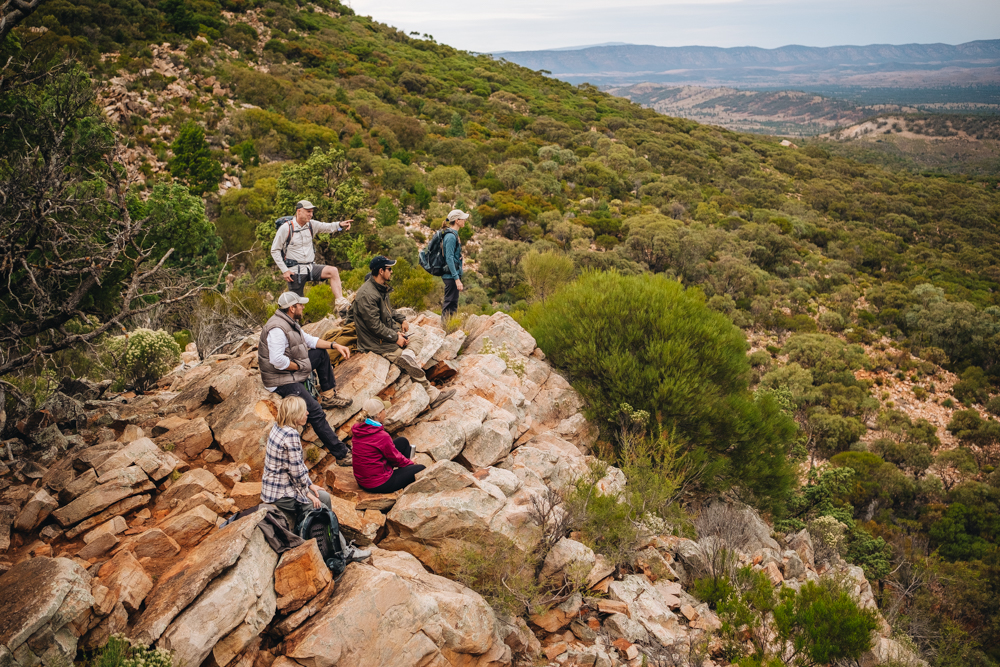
left=349, top=255, right=454, bottom=410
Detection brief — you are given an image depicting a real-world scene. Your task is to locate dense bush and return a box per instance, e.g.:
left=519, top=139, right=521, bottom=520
left=169, top=122, right=223, bottom=196
left=527, top=271, right=795, bottom=509
left=103, top=328, right=181, bottom=391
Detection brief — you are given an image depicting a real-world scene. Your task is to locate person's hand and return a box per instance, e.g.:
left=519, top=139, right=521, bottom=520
left=340, top=220, right=352, bottom=231
left=283, top=270, right=293, bottom=283
left=401, top=320, right=409, bottom=333
left=287, top=361, right=298, bottom=371
left=309, top=483, right=324, bottom=496
left=456, top=279, right=464, bottom=292
left=333, top=343, right=351, bottom=360
left=396, top=333, right=407, bottom=348
left=306, top=492, right=321, bottom=510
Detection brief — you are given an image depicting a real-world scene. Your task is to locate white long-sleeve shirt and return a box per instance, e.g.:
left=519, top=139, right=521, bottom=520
left=270, top=219, right=344, bottom=273
left=264, top=328, right=320, bottom=392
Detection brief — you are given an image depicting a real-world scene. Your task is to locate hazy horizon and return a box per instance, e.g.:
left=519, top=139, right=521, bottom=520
left=349, top=0, right=1000, bottom=54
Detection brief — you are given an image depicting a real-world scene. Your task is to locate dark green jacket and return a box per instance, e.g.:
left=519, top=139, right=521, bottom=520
left=349, top=278, right=405, bottom=355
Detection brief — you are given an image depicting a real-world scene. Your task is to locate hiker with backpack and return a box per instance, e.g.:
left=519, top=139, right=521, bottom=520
left=270, top=199, right=353, bottom=315
left=419, top=209, right=468, bottom=326
left=348, top=255, right=456, bottom=410
left=259, top=292, right=354, bottom=466
left=262, top=395, right=370, bottom=567
left=351, top=397, right=426, bottom=494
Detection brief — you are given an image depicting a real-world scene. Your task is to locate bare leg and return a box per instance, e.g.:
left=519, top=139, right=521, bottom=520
left=320, top=265, right=343, bottom=300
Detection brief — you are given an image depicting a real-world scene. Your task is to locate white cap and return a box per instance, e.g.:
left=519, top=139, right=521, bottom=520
left=278, top=292, right=309, bottom=308
left=446, top=209, right=470, bottom=222
left=362, top=397, right=390, bottom=416
left=295, top=200, right=317, bottom=210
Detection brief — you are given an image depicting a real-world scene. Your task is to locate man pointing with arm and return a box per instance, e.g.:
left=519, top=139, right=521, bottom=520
left=271, top=200, right=353, bottom=316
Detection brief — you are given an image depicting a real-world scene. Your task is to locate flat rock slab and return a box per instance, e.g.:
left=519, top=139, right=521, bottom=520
left=132, top=506, right=269, bottom=645
left=325, top=464, right=400, bottom=511
left=0, top=557, right=93, bottom=658
left=285, top=549, right=508, bottom=667
left=52, top=466, right=153, bottom=527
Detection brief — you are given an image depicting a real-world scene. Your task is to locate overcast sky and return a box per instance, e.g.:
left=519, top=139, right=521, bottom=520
left=348, top=0, right=1000, bottom=53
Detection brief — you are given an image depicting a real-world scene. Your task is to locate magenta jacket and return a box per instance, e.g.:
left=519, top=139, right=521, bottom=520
left=351, top=420, right=413, bottom=489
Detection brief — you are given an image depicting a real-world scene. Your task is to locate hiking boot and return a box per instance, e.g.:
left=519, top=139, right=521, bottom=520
left=320, top=389, right=352, bottom=409
left=335, top=452, right=353, bottom=467
left=428, top=388, right=456, bottom=410
left=395, top=354, right=426, bottom=381
left=345, top=544, right=371, bottom=562
left=335, top=296, right=352, bottom=319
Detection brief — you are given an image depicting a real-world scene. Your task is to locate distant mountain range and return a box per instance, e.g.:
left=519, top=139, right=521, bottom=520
left=494, top=40, right=1000, bottom=87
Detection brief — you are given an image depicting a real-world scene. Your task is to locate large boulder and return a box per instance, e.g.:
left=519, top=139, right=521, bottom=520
left=14, top=489, right=59, bottom=532
left=132, top=506, right=270, bottom=645
left=322, top=353, right=399, bottom=428
left=94, top=438, right=178, bottom=482
left=171, top=361, right=251, bottom=413
left=0, top=557, right=95, bottom=667
left=153, top=468, right=226, bottom=512
left=461, top=419, right=514, bottom=469
left=207, top=376, right=277, bottom=468
left=382, top=462, right=507, bottom=568
left=274, top=540, right=333, bottom=613
left=155, top=418, right=213, bottom=460
left=156, top=525, right=279, bottom=667
left=285, top=549, right=510, bottom=667
left=607, top=575, right=683, bottom=646
left=51, top=466, right=153, bottom=527
left=462, top=312, right=536, bottom=358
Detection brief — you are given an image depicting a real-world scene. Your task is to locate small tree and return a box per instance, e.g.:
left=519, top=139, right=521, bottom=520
left=169, top=122, right=223, bottom=196
left=374, top=196, right=399, bottom=227
left=103, top=328, right=181, bottom=392
left=447, top=111, right=465, bottom=138
left=522, top=251, right=575, bottom=302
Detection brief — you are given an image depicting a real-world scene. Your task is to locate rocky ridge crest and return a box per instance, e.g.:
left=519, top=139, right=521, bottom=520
left=1, top=311, right=917, bottom=667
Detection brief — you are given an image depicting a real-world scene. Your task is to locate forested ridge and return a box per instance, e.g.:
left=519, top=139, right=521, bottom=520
left=3, top=0, right=1000, bottom=664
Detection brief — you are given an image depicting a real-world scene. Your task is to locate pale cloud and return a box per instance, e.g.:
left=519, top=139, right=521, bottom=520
left=348, top=0, right=999, bottom=53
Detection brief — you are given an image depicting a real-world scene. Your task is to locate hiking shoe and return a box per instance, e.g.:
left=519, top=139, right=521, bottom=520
left=395, top=354, right=426, bottom=381
left=345, top=544, right=371, bottom=562
left=428, top=388, right=456, bottom=410
left=335, top=452, right=353, bottom=467
left=320, top=390, right=352, bottom=409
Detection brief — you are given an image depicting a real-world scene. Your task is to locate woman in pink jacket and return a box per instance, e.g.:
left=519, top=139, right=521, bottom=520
left=351, top=398, right=426, bottom=493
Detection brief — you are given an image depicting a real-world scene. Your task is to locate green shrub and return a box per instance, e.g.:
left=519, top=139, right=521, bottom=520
left=88, top=634, right=173, bottom=667
left=389, top=258, right=434, bottom=310
left=374, top=196, right=399, bottom=227
left=953, top=366, right=991, bottom=404
left=168, top=122, right=223, bottom=196
left=103, top=328, right=181, bottom=392
left=521, top=251, right=575, bottom=303
left=526, top=271, right=795, bottom=510
left=772, top=579, right=879, bottom=664
left=303, top=283, right=333, bottom=322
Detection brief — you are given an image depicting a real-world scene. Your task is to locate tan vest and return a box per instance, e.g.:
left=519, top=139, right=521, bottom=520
left=258, top=310, right=313, bottom=387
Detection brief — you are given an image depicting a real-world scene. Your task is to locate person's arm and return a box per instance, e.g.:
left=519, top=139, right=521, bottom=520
left=270, top=224, right=291, bottom=274
left=357, top=289, right=401, bottom=343
left=284, top=432, right=314, bottom=499
left=306, top=331, right=351, bottom=360
left=310, top=220, right=343, bottom=234
left=378, top=432, right=414, bottom=468
left=267, top=328, right=291, bottom=370
left=443, top=232, right=461, bottom=279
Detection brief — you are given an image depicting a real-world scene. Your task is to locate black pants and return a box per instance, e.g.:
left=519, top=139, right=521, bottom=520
left=361, top=437, right=426, bottom=494
left=442, top=278, right=460, bottom=321
left=274, top=489, right=332, bottom=533
left=275, top=349, right=348, bottom=459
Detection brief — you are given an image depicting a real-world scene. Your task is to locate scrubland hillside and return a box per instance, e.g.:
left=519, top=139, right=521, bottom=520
left=2, top=1, right=1000, bottom=665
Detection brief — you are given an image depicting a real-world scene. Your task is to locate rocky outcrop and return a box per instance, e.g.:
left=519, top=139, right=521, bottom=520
left=0, top=309, right=922, bottom=667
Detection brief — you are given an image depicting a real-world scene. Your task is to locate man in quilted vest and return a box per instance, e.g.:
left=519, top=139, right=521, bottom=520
left=259, top=292, right=354, bottom=465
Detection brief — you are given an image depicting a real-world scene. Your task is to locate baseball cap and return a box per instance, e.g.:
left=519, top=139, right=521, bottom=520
left=447, top=209, right=470, bottom=222
left=295, top=200, right=317, bottom=210
left=369, top=255, right=397, bottom=273
left=362, top=397, right=391, bottom=416
left=277, top=292, right=309, bottom=308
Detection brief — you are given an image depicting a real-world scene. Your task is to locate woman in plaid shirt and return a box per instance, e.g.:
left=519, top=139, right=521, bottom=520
left=261, top=396, right=331, bottom=527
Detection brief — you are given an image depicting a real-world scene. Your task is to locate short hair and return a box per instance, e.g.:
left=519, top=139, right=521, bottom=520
left=277, top=395, right=308, bottom=427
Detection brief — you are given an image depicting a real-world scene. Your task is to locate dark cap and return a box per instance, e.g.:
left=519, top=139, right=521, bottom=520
left=369, top=256, right=397, bottom=273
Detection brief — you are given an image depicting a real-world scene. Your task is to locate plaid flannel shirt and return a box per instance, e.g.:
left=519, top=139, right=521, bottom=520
left=261, top=424, right=313, bottom=504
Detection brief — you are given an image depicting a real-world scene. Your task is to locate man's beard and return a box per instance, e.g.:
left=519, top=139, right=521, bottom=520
left=291, top=308, right=303, bottom=321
